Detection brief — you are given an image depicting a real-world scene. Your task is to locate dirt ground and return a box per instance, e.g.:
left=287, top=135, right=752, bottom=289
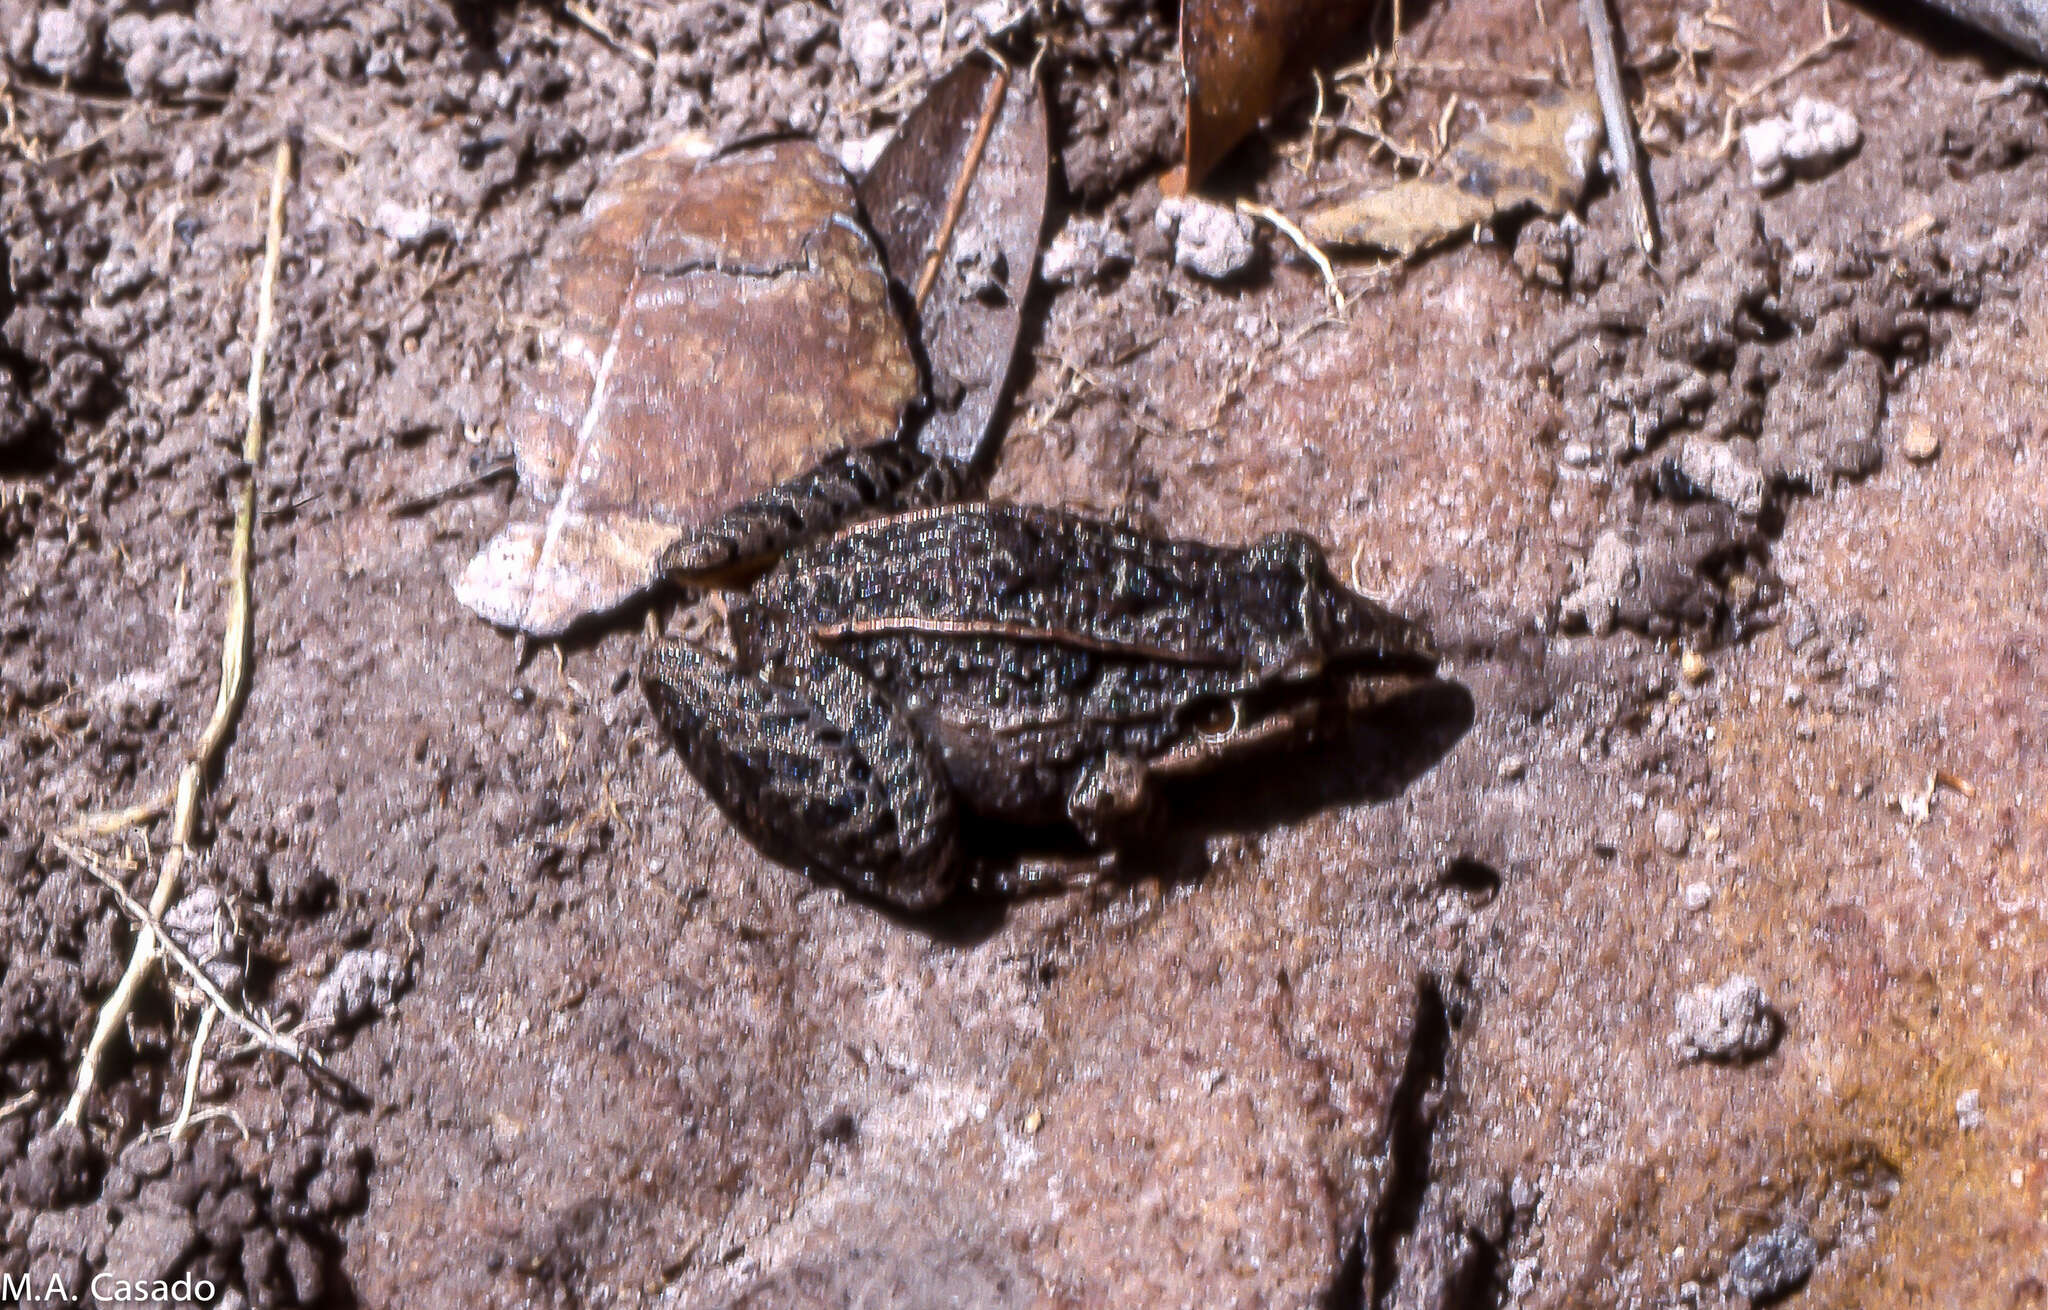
left=3, top=0, right=2046, bottom=1305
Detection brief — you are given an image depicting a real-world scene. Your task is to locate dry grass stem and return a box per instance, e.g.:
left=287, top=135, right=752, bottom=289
left=64, top=844, right=329, bottom=1076
left=1580, top=0, right=1659, bottom=258
left=1731, top=7, right=1854, bottom=109
left=1236, top=201, right=1347, bottom=314
left=59, top=142, right=293, bottom=1130
left=560, top=0, right=654, bottom=66
left=168, top=1006, right=219, bottom=1142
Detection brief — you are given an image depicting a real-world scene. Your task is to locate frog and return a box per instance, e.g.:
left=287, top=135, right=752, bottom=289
left=641, top=499, right=1439, bottom=910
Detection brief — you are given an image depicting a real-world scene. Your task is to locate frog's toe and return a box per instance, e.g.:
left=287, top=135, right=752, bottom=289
left=970, top=851, right=1118, bottom=899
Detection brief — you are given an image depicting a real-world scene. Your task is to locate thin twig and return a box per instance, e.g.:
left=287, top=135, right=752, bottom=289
left=912, top=57, right=1012, bottom=312
left=1333, top=54, right=1559, bottom=91
left=1580, top=0, right=1659, bottom=259
left=64, top=847, right=329, bottom=1076
left=60, top=143, right=293, bottom=1130
left=560, top=0, right=655, bottom=66
left=62, top=792, right=172, bottom=838
left=1236, top=201, right=1347, bottom=315
left=389, top=459, right=517, bottom=516
left=148, top=1105, right=249, bottom=1143
left=1300, top=70, right=1327, bottom=177
left=0, top=1092, right=36, bottom=1125
left=1730, top=9, right=1854, bottom=110
left=168, top=1006, right=218, bottom=1142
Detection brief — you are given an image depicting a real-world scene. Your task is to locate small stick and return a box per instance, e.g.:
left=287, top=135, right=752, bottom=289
left=1300, top=70, right=1327, bottom=177
left=1580, top=0, right=1659, bottom=259
left=168, top=1006, right=218, bottom=1143
left=1730, top=10, right=1854, bottom=110
left=1236, top=201, right=1347, bottom=315
left=60, top=142, right=293, bottom=1130
left=0, top=1092, right=35, bottom=1125
left=560, top=0, right=655, bottom=66
left=389, top=459, right=517, bottom=516
left=63, top=792, right=171, bottom=839
left=148, top=1106, right=248, bottom=1143
left=912, top=58, right=1013, bottom=313
left=67, top=850, right=328, bottom=1075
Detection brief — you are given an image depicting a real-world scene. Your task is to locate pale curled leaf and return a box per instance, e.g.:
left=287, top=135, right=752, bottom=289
left=1301, top=91, right=1605, bottom=259
left=458, top=138, right=920, bottom=636
left=859, top=56, right=1050, bottom=468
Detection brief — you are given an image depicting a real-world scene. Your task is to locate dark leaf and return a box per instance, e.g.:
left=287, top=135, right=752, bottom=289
left=859, top=55, right=1050, bottom=467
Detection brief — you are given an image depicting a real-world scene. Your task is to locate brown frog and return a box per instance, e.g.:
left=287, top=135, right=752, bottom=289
left=642, top=500, right=1438, bottom=909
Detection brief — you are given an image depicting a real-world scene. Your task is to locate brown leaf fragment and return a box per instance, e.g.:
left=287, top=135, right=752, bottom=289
left=1302, top=91, right=1606, bottom=260
left=457, top=137, right=919, bottom=636
left=858, top=56, right=1050, bottom=467
left=1178, top=0, right=1366, bottom=194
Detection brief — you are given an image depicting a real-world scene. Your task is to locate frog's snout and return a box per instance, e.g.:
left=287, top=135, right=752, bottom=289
left=1317, top=579, right=1439, bottom=669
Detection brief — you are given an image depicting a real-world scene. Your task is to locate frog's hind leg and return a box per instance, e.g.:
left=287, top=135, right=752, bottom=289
left=641, top=641, right=958, bottom=910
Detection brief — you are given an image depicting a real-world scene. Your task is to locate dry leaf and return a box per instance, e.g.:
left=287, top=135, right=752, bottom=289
left=457, top=138, right=919, bottom=636
left=1302, top=91, right=1605, bottom=259
left=1177, top=0, right=1365, bottom=194
left=859, top=56, right=1050, bottom=467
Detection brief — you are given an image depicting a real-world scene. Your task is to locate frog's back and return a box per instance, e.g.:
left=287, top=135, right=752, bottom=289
left=763, top=502, right=1330, bottom=671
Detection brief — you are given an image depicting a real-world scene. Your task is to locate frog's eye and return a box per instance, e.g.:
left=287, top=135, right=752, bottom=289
left=1189, top=699, right=1242, bottom=739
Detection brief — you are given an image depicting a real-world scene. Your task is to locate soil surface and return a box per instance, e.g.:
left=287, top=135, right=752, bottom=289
left=4, top=0, right=2046, bottom=1306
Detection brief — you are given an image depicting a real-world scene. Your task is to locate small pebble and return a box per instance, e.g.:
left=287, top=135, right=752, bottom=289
left=1743, top=97, right=1861, bottom=189
left=1040, top=215, right=1134, bottom=287
left=1680, top=648, right=1710, bottom=685
left=1955, top=1088, right=1984, bottom=1131
left=1155, top=196, right=1257, bottom=281
left=834, top=130, right=891, bottom=177
left=1781, top=603, right=1820, bottom=652
left=372, top=201, right=451, bottom=248
left=1725, top=1221, right=1817, bottom=1302
left=1681, top=881, right=1714, bottom=912
left=31, top=7, right=98, bottom=80
left=1654, top=808, right=1690, bottom=855
left=1903, top=418, right=1941, bottom=462
left=1674, top=975, right=1777, bottom=1062
left=308, top=949, right=409, bottom=1030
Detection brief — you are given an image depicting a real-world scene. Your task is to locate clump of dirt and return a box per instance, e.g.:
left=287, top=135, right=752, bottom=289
left=1539, top=79, right=2048, bottom=641
left=7, top=1124, right=367, bottom=1305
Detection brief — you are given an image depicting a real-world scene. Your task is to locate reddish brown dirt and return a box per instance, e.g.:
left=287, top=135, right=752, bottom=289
left=3, top=0, right=2044, bottom=1306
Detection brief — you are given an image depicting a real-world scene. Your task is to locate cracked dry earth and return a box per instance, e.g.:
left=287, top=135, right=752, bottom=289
left=3, top=0, right=2046, bottom=1305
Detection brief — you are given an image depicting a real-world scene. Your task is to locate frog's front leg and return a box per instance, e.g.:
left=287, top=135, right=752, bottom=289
left=660, top=443, right=972, bottom=586
left=641, top=640, right=959, bottom=909
left=1066, top=753, right=1162, bottom=849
